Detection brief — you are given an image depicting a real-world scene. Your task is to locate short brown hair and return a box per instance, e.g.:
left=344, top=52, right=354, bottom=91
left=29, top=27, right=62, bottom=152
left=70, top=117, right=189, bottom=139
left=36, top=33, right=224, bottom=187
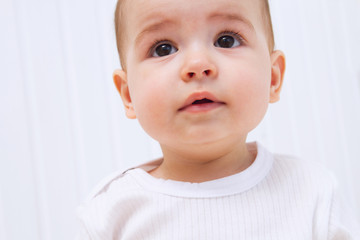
left=114, top=0, right=275, bottom=70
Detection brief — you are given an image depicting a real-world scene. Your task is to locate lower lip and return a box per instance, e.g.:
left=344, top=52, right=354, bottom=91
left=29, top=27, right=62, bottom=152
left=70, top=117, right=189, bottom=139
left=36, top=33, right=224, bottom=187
left=179, top=102, right=224, bottom=113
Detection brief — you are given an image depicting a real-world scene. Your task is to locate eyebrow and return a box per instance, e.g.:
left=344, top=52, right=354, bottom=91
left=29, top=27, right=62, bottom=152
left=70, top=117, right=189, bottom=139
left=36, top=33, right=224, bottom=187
left=208, top=12, right=255, bottom=31
left=134, top=11, right=254, bottom=46
left=135, top=18, right=176, bottom=46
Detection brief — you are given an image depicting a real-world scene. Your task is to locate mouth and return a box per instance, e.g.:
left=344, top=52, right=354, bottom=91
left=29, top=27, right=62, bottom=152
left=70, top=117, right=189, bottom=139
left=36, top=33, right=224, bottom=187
left=192, top=98, right=215, bottom=105
left=179, top=92, right=225, bottom=112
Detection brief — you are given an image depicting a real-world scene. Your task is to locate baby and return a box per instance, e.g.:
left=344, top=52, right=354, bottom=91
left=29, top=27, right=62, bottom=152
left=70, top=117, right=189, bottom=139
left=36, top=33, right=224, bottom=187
left=76, top=0, right=359, bottom=239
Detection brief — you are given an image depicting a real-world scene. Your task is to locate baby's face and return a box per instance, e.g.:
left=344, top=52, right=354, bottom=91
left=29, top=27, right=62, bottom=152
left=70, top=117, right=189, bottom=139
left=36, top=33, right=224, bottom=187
left=115, top=0, right=284, bottom=151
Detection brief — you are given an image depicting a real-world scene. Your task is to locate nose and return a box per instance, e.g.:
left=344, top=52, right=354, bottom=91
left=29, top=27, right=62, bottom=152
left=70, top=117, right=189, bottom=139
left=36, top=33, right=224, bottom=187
left=180, top=50, right=218, bottom=82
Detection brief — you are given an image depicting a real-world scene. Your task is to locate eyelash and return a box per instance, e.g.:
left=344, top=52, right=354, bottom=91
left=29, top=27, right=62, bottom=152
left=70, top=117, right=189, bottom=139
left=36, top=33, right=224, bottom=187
left=148, top=39, right=176, bottom=57
left=147, top=29, right=245, bottom=57
left=216, top=30, right=245, bottom=44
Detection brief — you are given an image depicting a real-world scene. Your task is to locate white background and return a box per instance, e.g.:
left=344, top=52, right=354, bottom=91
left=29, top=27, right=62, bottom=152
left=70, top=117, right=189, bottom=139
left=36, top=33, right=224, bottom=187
left=1, top=0, right=360, bottom=239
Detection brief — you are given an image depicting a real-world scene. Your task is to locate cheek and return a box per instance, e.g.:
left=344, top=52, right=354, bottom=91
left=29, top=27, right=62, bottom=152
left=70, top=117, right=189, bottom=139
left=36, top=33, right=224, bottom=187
left=128, top=61, right=179, bottom=109
left=231, top=64, right=271, bottom=101
left=127, top=67, right=174, bottom=133
left=129, top=83, right=166, bottom=139
left=228, top=60, right=271, bottom=124
left=129, top=80, right=163, bottom=118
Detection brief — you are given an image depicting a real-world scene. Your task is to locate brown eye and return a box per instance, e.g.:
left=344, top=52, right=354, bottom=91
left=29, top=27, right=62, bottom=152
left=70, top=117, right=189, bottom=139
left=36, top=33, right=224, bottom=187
left=215, top=34, right=241, bottom=48
left=152, top=43, right=177, bottom=57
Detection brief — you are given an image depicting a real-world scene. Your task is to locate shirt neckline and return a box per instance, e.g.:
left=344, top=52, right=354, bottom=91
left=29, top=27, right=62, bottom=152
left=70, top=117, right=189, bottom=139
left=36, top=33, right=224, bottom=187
left=127, top=142, right=273, bottom=198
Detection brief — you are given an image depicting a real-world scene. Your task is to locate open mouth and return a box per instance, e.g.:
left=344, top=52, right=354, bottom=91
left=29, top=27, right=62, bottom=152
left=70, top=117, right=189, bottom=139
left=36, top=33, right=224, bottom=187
left=179, top=98, right=224, bottom=112
left=191, top=98, right=214, bottom=105
left=179, top=91, right=225, bottom=112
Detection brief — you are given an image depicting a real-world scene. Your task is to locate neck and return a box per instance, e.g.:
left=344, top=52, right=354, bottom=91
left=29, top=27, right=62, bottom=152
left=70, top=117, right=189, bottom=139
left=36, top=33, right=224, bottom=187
left=149, top=139, right=256, bottom=183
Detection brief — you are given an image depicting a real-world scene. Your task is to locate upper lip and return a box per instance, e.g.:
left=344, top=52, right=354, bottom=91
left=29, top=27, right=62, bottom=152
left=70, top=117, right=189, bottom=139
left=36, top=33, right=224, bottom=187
left=178, top=91, right=224, bottom=111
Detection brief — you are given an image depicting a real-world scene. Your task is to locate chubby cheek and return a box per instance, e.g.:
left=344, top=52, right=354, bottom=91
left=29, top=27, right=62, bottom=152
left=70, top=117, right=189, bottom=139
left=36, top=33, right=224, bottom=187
left=127, top=66, right=174, bottom=138
left=229, top=63, right=271, bottom=129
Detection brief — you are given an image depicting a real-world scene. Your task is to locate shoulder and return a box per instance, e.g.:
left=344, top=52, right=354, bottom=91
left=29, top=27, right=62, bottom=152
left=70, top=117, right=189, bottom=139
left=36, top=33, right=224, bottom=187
left=254, top=142, right=336, bottom=187
left=271, top=153, right=337, bottom=185
left=81, top=158, right=163, bottom=203
left=82, top=169, right=132, bottom=202
left=76, top=168, right=140, bottom=218
left=270, top=153, right=360, bottom=238
left=75, top=158, right=163, bottom=238
left=76, top=164, right=154, bottom=238
left=266, top=152, right=338, bottom=203
left=77, top=159, right=162, bottom=216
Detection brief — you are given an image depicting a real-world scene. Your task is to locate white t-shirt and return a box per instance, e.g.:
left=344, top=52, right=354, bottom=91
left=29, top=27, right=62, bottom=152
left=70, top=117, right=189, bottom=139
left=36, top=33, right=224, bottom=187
left=76, top=142, right=359, bottom=240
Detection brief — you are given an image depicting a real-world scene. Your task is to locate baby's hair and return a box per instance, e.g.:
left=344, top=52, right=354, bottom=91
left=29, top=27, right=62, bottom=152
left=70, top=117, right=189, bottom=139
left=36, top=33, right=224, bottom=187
left=261, top=0, right=275, bottom=51
left=114, top=0, right=127, bottom=70
left=114, top=0, right=275, bottom=70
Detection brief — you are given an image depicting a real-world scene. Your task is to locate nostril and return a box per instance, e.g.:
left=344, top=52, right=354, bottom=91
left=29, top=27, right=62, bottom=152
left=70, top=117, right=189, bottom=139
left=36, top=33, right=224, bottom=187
left=184, top=68, right=214, bottom=81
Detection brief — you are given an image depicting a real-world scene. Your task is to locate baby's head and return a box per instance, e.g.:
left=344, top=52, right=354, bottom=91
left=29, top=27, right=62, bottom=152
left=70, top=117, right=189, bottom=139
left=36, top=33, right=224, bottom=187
left=115, top=0, right=275, bottom=70
left=112, top=0, right=285, bottom=155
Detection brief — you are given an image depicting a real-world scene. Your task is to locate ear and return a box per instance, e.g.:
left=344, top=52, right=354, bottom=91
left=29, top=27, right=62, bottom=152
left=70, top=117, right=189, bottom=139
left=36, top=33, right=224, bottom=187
left=113, top=69, right=136, bottom=119
left=269, top=50, right=286, bottom=103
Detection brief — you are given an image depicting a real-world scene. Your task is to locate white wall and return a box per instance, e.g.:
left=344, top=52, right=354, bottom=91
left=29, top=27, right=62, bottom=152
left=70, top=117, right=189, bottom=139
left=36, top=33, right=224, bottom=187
left=0, top=0, right=359, bottom=239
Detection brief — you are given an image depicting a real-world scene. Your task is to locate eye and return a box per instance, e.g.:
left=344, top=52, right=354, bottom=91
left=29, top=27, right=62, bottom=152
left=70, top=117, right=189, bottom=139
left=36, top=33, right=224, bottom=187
left=214, top=32, right=243, bottom=48
left=151, top=42, right=178, bottom=57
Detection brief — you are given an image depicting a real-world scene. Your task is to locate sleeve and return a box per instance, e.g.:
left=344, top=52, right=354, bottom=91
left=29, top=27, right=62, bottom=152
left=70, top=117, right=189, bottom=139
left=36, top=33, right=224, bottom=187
left=327, top=174, right=360, bottom=240
left=74, top=169, right=127, bottom=240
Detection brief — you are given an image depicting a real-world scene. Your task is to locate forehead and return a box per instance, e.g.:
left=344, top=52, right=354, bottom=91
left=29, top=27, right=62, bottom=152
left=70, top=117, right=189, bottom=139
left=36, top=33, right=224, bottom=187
left=122, top=0, right=263, bottom=33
